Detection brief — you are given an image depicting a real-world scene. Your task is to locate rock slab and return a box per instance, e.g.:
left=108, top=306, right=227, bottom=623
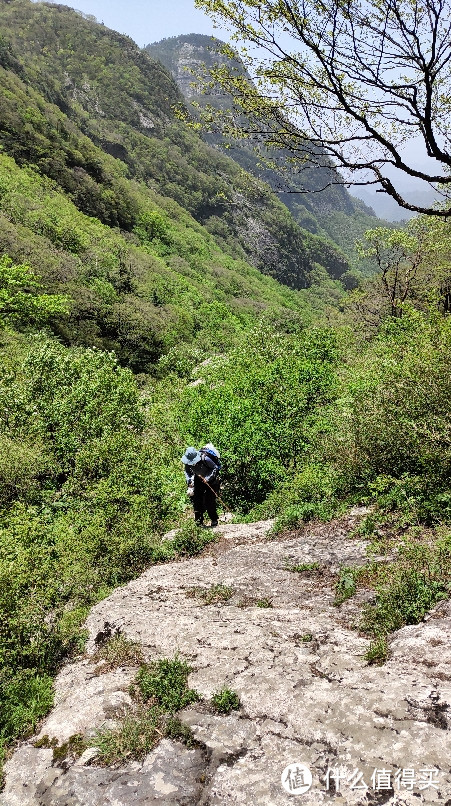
left=2, top=514, right=450, bottom=805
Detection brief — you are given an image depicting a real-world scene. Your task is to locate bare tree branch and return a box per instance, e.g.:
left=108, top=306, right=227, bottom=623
left=195, top=0, right=451, bottom=215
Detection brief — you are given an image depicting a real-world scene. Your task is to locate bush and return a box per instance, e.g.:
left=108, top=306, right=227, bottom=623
left=211, top=688, right=240, bottom=714
left=355, top=531, right=451, bottom=664
left=323, top=309, right=451, bottom=522
left=0, top=336, right=184, bottom=757
left=134, top=657, right=200, bottom=712
left=361, top=569, right=448, bottom=636
left=21, top=337, right=144, bottom=468
left=171, top=520, right=216, bottom=557
left=184, top=328, right=338, bottom=512
left=364, top=636, right=389, bottom=665
left=0, top=670, right=54, bottom=742
left=92, top=655, right=201, bottom=765
left=0, top=255, right=69, bottom=329
left=0, top=436, right=53, bottom=507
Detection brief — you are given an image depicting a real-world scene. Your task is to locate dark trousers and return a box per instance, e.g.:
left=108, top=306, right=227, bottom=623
left=193, top=476, right=219, bottom=524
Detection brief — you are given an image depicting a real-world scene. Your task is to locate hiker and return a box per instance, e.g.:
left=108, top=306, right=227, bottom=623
left=181, top=443, right=221, bottom=527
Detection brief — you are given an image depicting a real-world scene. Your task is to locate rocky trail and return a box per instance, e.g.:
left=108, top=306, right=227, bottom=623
left=2, top=513, right=451, bottom=806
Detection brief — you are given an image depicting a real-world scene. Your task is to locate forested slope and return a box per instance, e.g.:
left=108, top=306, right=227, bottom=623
left=0, top=0, right=352, bottom=290
left=0, top=0, right=351, bottom=770
left=1, top=0, right=451, bottom=789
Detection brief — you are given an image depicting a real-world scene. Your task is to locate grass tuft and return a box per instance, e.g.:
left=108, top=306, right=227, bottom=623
left=90, top=633, right=144, bottom=673
left=237, top=595, right=273, bottom=608
left=364, top=636, right=389, bottom=665
left=211, top=688, right=240, bottom=714
left=256, top=597, right=273, bottom=608
left=187, top=583, right=235, bottom=605
left=285, top=560, right=320, bottom=574
left=134, top=656, right=200, bottom=712
left=92, top=705, right=164, bottom=765
left=92, top=655, right=201, bottom=765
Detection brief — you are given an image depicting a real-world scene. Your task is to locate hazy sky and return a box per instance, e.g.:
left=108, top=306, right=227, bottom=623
left=41, top=0, right=230, bottom=46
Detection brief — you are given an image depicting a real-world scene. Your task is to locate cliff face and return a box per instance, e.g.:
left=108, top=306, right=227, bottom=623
left=147, top=35, right=233, bottom=100
left=146, top=34, right=378, bottom=252
left=2, top=514, right=450, bottom=806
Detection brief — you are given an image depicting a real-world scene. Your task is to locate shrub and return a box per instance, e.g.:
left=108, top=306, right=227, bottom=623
left=361, top=569, right=448, bottom=636
left=324, top=309, right=451, bottom=523
left=0, top=255, right=69, bottom=329
left=171, top=520, right=216, bottom=557
left=22, top=337, right=144, bottom=468
left=211, top=688, right=240, bottom=714
left=134, top=657, right=200, bottom=713
left=184, top=328, right=338, bottom=512
left=0, top=670, right=54, bottom=742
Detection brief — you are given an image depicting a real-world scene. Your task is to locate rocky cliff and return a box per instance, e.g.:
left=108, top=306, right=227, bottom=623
left=2, top=514, right=450, bottom=806
left=146, top=34, right=379, bottom=257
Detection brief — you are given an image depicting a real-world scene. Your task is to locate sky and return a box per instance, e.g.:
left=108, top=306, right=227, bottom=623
left=41, top=0, right=231, bottom=47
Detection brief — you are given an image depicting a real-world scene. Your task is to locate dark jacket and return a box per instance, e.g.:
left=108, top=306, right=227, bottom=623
left=184, top=453, right=219, bottom=486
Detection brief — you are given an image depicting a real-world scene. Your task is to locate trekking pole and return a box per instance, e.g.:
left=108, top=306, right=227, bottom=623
left=198, top=475, right=233, bottom=514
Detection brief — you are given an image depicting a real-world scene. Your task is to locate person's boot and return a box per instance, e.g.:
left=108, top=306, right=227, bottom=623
left=210, top=520, right=218, bottom=528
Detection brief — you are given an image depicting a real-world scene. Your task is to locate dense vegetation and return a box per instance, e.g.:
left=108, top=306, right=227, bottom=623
left=1, top=0, right=451, bottom=783
left=0, top=0, right=361, bottom=291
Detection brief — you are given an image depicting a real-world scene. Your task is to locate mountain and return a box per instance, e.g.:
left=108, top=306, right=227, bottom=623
left=146, top=34, right=379, bottom=262
left=0, top=0, right=362, bottom=374
left=0, top=0, right=355, bottom=292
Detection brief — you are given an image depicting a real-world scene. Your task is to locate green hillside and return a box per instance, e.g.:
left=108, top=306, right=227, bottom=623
left=0, top=0, right=352, bottom=290
left=146, top=33, right=379, bottom=268
left=1, top=0, right=451, bottom=784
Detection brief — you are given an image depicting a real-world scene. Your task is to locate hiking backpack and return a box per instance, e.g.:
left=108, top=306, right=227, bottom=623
left=200, top=444, right=221, bottom=470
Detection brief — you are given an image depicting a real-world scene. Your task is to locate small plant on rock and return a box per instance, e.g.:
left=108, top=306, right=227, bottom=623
left=134, top=656, right=200, bottom=712
left=92, top=655, right=200, bottom=765
left=256, top=598, right=273, bottom=608
left=237, top=595, right=273, bottom=608
left=93, top=705, right=165, bottom=764
left=285, top=560, right=320, bottom=574
left=90, top=633, right=144, bottom=673
left=34, top=733, right=87, bottom=764
left=202, top=584, right=235, bottom=605
left=364, top=636, right=389, bottom=665
left=211, top=688, right=240, bottom=714
left=334, top=565, right=366, bottom=605
left=165, top=716, right=197, bottom=747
